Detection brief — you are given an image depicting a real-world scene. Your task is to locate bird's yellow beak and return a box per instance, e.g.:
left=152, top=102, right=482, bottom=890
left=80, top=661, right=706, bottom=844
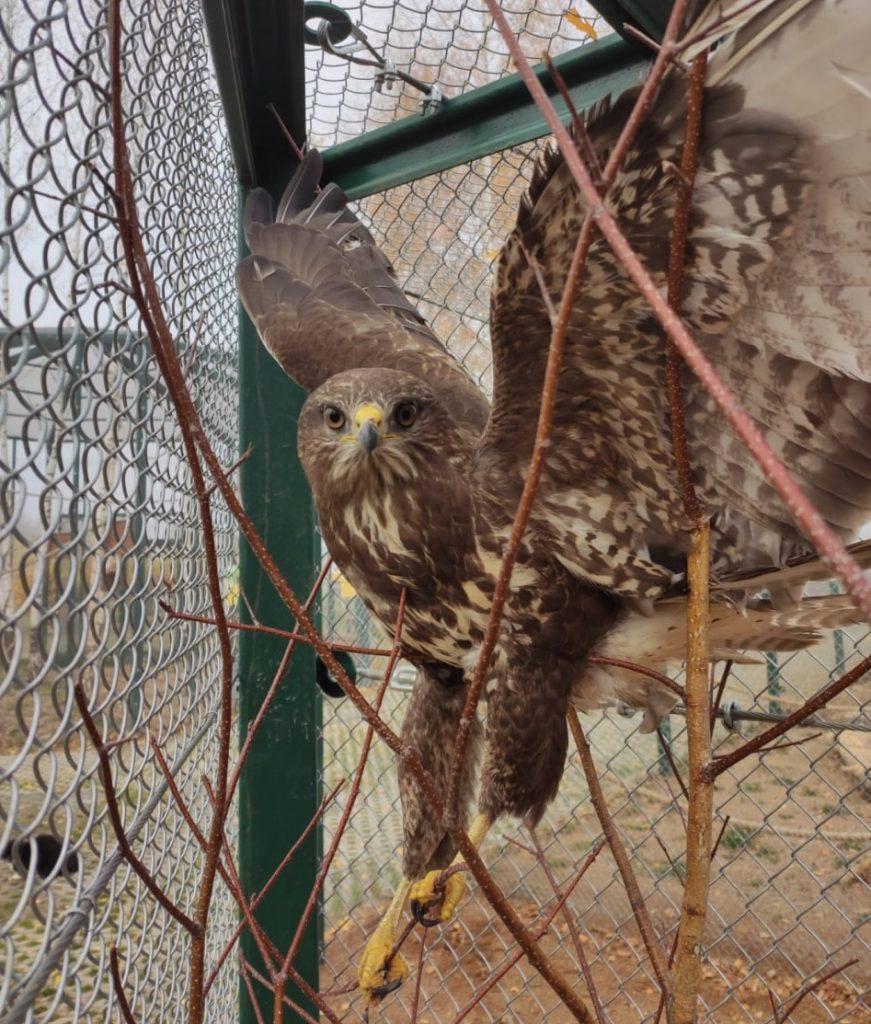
left=354, top=402, right=384, bottom=455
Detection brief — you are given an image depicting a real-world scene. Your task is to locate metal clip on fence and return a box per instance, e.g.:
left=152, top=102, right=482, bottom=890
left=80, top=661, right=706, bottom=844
left=305, top=1, right=444, bottom=114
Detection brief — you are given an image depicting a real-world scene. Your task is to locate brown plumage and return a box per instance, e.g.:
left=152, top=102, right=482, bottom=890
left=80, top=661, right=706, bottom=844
left=237, top=0, right=871, bottom=993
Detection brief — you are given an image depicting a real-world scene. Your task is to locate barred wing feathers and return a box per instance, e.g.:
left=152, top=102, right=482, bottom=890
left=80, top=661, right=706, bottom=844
left=482, top=0, right=871, bottom=599
left=237, top=150, right=489, bottom=430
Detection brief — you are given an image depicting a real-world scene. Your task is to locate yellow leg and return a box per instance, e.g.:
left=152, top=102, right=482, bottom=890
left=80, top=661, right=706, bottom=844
left=409, top=813, right=491, bottom=925
left=357, top=877, right=413, bottom=1000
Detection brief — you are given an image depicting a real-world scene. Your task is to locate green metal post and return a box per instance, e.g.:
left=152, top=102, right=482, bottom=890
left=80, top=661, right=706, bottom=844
left=202, top=2, right=322, bottom=1020
left=237, top=255, right=322, bottom=1022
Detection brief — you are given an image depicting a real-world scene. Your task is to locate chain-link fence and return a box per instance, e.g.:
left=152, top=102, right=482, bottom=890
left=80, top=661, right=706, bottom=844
left=1, top=2, right=238, bottom=1020
left=308, top=3, right=870, bottom=1021
left=2, top=0, right=869, bottom=1022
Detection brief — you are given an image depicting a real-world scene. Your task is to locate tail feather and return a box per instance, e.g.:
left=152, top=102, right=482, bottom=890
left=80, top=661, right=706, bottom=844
left=715, top=538, right=871, bottom=592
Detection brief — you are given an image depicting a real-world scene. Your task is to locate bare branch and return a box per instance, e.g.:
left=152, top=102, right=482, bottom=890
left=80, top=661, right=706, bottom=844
left=530, top=829, right=606, bottom=1024
left=568, top=709, right=670, bottom=994
left=656, top=725, right=689, bottom=801
left=158, top=601, right=391, bottom=658
left=448, top=840, right=605, bottom=1024
left=708, top=654, right=871, bottom=778
left=775, top=958, right=859, bottom=1022
left=110, top=947, right=139, bottom=1024
left=74, top=684, right=198, bottom=934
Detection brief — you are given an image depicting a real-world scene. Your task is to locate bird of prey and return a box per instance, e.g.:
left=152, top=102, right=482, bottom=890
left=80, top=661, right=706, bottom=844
left=237, top=0, right=871, bottom=999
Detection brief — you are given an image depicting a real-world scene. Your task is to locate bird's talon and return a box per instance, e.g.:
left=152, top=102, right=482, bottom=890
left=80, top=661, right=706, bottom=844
left=358, top=924, right=409, bottom=1002
left=369, top=974, right=404, bottom=999
left=409, top=869, right=466, bottom=925
left=410, top=898, right=443, bottom=928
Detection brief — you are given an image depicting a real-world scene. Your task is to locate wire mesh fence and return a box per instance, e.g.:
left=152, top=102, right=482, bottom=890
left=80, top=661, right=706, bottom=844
left=1, top=0, right=869, bottom=1022
left=1, top=2, right=239, bottom=1021
left=307, top=3, right=870, bottom=1021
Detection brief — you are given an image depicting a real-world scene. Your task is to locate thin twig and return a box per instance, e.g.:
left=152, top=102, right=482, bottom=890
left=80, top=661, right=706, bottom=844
left=205, top=778, right=342, bottom=1024
left=409, top=928, right=429, bottom=1024
left=568, top=709, right=670, bottom=993
left=542, top=55, right=604, bottom=187
left=109, top=947, right=138, bottom=1024
left=622, top=23, right=689, bottom=71
left=158, top=601, right=390, bottom=658
left=74, top=684, right=198, bottom=934
left=239, top=957, right=267, bottom=1024
left=203, top=444, right=253, bottom=498
left=266, top=103, right=308, bottom=165
left=181, top=312, right=207, bottom=378
left=244, top=961, right=326, bottom=1024
left=655, top=726, right=689, bottom=801
left=708, top=654, right=871, bottom=778
left=710, top=660, right=733, bottom=733
left=774, top=958, right=858, bottom=1022
left=590, top=655, right=685, bottom=698
left=275, top=590, right=408, bottom=1015
left=674, top=0, right=771, bottom=56
left=150, top=737, right=207, bottom=848
left=448, top=840, right=605, bottom=1024
left=203, top=779, right=346, bottom=996
left=530, top=830, right=606, bottom=1024
left=444, top=211, right=598, bottom=836
left=30, top=187, right=116, bottom=222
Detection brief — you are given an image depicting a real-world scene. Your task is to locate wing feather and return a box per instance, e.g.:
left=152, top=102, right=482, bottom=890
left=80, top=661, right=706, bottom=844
left=236, top=151, right=489, bottom=430
left=480, top=0, right=871, bottom=597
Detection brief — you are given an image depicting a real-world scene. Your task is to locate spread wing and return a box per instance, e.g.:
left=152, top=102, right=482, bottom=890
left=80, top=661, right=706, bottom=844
left=479, top=0, right=871, bottom=599
left=236, top=150, right=489, bottom=431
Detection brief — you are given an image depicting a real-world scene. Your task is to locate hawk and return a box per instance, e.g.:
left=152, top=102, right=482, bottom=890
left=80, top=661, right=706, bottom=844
left=237, top=0, right=871, bottom=999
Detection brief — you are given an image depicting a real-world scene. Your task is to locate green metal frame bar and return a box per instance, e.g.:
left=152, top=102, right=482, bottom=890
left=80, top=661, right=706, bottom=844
left=202, top=2, right=321, bottom=1022
left=587, top=0, right=676, bottom=39
left=322, top=33, right=651, bottom=200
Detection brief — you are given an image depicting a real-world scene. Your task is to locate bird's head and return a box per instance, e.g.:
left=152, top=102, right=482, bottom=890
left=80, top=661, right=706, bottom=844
left=298, top=368, right=464, bottom=494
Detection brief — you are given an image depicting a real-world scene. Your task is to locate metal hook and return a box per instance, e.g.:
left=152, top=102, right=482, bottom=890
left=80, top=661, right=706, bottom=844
left=304, top=1, right=443, bottom=114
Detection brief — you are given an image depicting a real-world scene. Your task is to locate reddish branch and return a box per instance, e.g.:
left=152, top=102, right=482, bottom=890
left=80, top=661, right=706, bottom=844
left=568, top=709, right=670, bottom=993
left=106, top=6, right=236, bottom=1021
left=589, top=655, right=684, bottom=699
left=110, top=947, right=138, bottom=1024
left=530, top=830, right=606, bottom=1024
left=445, top=0, right=702, bottom=830
left=448, top=839, right=605, bottom=1024
left=655, top=726, right=689, bottom=802
left=74, top=684, right=197, bottom=933
left=770, top=958, right=859, bottom=1022
left=158, top=600, right=391, bottom=658
left=665, top=51, right=707, bottom=526
left=203, top=780, right=346, bottom=996
left=444, top=213, right=598, bottom=833
left=272, top=591, right=408, bottom=1019
left=409, top=929, right=429, bottom=1024
left=707, top=653, right=871, bottom=778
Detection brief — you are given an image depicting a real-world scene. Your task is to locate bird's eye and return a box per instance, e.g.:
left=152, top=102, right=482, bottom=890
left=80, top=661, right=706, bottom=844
left=324, top=406, right=345, bottom=431
left=395, top=402, right=418, bottom=428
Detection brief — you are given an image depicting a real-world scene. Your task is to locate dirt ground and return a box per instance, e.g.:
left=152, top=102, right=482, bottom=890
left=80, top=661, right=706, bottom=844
left=323, top=900, right=867, bottom=1023
left=320, top=705, right=870, bottom=1024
